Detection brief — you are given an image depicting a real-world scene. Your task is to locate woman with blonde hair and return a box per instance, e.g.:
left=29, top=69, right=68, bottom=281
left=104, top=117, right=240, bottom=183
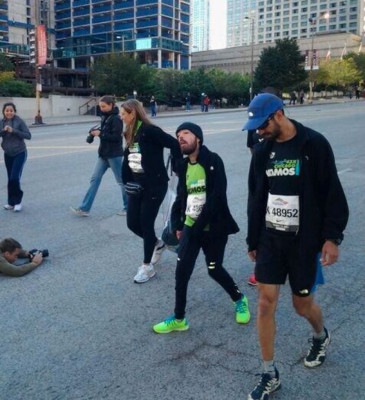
left=120, top=99, right=182, bottom=283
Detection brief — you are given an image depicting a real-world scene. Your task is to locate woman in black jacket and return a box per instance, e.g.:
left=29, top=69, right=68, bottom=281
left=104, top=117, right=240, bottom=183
left=120, top=99, right=182, bottom=283
left=71, top=95, right=127, bottom=216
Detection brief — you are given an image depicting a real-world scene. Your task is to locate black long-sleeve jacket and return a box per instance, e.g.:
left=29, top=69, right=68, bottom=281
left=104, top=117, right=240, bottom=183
left=171, top=145, right=239, bottom=238
left=122, top=122, right=182, bottom=188
left=98, top=106, right=123, bottom=159
left=247, top=119, right=349, bottom=252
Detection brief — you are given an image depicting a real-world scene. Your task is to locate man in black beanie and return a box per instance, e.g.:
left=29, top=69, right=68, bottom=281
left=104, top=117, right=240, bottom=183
left=153, top=122, right=250, bottom=333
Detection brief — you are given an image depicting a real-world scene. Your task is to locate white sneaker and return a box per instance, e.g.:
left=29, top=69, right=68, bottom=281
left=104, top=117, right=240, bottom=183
left=151, top=239, right=166, bottom=265
left=134, top=263, right=156, bottom=283
left=14, top=204, right=22, bottom=212
left=116, top=209, right=127, bottom=216
left=3, top=204, right=14, bottom=210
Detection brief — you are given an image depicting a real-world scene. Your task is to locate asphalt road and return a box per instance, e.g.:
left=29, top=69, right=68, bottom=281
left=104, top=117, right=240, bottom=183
left=0, top=102, right=364, bottom=400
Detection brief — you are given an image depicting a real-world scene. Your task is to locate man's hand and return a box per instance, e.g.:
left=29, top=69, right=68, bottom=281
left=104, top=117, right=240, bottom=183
left=248, top=250, right=257, bottom=262
left=31, top=252, right=43, bottom=266
left=176, top=230, right=182, bottom=240
left=3, top=126, right=13, bottom=133
left=320, top=240, right=338, bottom=266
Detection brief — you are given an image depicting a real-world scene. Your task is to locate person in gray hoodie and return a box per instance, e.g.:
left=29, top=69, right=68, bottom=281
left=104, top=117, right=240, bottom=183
left=0, top=102, right=31, bottom=212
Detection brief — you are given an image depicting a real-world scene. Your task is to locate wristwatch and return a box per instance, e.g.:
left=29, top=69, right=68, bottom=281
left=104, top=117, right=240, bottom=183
left=327, top=238, right=342, bottom=246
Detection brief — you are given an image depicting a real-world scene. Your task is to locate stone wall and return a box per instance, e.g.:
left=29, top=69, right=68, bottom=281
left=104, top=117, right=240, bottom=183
left=0, top=95, right=97, bottom=119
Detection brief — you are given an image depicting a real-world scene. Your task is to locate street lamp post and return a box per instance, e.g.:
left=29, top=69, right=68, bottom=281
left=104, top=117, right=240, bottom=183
left=245, top=16, right=255, bottom=101
left=308, top=12, right=329, bottom=103
left=308, top=18, right=316, bottom=104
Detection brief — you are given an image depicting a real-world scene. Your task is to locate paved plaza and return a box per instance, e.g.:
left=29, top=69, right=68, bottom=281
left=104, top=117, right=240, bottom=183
left=0, top=102, right=364, bottom=400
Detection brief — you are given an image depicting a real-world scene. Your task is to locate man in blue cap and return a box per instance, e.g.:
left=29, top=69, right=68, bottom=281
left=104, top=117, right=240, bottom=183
left=243, top=93, right=349, bottom=400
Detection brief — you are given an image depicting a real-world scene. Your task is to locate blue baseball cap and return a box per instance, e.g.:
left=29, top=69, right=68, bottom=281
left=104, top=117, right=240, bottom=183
left=242, top=93, right=284, bottom=131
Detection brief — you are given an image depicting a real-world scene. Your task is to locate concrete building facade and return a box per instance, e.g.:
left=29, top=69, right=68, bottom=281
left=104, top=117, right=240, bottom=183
left=192, top=32, right=364, bottom=75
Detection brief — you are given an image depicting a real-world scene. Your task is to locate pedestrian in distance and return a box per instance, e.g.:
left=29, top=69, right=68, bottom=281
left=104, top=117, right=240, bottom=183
left=0, top=238, right=45, bottom=277
left=203, top=94, right=210, bottom=112
left=150, top=96, right=157, bottom=117
left=185, top=92, right=191, bottom=111
left=119, top=99, right=182, bottom=284
left=299, top=89, right=305, bottom=105
left=289, top=91, right=297, bottom=105
left=243, top=93, right=349, bottom=400
left=153, top=122, right=250, bottom=334
left=200, top=93, right=205, bottom=112
left=0, top=102, right=31, bottom=212
left=70, top=95, right=128, bottom=217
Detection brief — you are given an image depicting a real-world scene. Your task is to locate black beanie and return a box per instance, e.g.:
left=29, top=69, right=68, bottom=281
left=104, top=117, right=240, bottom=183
left=175, top=122, right=203, bottom=144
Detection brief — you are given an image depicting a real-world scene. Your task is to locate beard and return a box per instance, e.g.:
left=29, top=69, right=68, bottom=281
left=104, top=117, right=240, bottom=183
left=260, top=120, right=281, bottom=141
left=180, top=138, right=199, bottom=155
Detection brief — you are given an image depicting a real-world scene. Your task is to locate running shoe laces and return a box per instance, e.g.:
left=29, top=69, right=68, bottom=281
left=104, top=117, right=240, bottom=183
left=248, top=369, right=281, bottom=400
left=304, top=327, right=330, bottom=367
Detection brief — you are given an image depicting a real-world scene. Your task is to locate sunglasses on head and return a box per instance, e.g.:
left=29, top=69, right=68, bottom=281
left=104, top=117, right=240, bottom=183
left=256, top=112, right=276, bottom=130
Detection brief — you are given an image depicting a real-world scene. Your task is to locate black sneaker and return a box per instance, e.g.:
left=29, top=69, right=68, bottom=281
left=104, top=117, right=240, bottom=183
left=248, top=368, right=281, bottom=400
left=304, top=327, right=330, bottom=368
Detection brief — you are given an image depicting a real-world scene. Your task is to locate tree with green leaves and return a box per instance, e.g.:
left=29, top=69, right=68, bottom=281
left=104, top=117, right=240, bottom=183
left=0, top=54, right=33, bottom=97
left=316, top=58, right=360, bottom=94
left=90, top=53, right=146, bottom=97
left=254, top=38, right=307, bottom=92
left=0, top=54, right=14, bottom=72
left=343, top=52, right=365, bottom=82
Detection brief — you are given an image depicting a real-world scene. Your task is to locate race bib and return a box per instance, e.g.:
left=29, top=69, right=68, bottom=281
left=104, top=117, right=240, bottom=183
left=186, top=192, right=206, bottom=220
left=128, top=144, right=144, bottom=173
left=265, top=193, right=299, bottom=232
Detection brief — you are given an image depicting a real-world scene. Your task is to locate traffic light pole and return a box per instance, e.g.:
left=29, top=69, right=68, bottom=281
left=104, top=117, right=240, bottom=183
left=33, top=0, right=44, bottom=125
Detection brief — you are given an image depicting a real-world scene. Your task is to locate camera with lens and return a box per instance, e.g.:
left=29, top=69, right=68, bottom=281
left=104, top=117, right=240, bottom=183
left=29, top=249, right=49, bottom=260
left=86, top=125, right=101, bottom=144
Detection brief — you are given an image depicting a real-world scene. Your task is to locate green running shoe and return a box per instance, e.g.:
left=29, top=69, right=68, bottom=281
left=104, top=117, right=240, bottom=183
left=153, top=315, right=189, bottom=334
left=235, top=296, right=251, bottom=324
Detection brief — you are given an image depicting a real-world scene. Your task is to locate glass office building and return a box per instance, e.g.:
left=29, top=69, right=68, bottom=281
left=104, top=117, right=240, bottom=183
left=191, top=0, right=209, bottom=52
left=53, top=0, right=190, bottom=71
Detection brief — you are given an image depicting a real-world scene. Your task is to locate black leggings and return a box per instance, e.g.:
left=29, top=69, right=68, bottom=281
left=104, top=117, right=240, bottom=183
left=126, top=182, right=167, bottom=264
left=174, top=226, right=242, bottom=319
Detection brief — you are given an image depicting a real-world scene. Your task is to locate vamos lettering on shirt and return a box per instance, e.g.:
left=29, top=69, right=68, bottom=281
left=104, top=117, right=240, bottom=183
left=266, top=159, right=299, bottom=177
left=187, top=184, right=206, bottom=195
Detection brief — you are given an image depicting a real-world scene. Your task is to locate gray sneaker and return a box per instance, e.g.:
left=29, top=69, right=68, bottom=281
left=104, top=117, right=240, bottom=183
left=134, top=264, right=156, bottom=283
left=70, top=207, right=90, bottom=217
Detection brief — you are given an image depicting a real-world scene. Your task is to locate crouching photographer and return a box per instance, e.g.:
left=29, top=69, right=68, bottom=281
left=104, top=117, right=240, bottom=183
left=0, top=238, right=48, bottom=277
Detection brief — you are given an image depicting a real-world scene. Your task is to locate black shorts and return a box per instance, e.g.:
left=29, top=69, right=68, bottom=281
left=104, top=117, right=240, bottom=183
left=255, top=229, right=319, bottom=297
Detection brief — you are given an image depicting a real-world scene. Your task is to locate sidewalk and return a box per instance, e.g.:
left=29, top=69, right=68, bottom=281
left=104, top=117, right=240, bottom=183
left=25, top=106, right=244, bottom=128
left=26, top=97, right=363, bottom=128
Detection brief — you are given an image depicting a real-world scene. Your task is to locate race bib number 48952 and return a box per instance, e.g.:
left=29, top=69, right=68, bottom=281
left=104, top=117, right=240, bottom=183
left=265, top=194, right=299, bottom=232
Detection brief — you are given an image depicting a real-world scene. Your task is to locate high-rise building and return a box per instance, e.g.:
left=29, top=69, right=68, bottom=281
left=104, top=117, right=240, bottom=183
left=191, top=0, right=209, bottom=52
left=0, top=0, right=54, bottom=59
left=53, top=0, right=190, bottom=72
left=227, top=0, right=365, bottom=47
